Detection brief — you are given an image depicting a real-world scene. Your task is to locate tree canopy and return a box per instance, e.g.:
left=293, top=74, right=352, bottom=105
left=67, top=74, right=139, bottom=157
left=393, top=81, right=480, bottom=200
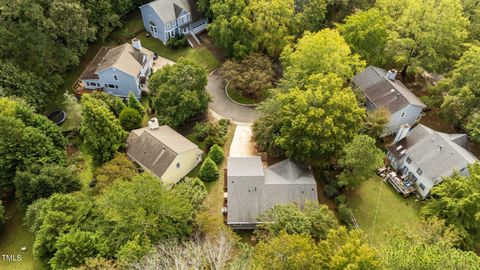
left=80, top=95, right=127, bottom=165
left=252, top=74, right=365, bottom=166
left=0, top=98, right=66, bottom=196
left=255, top=201, right=339, bottom=242
left=148, top=58, right=210, bottom=128
left=281, top=29, right=365, bottom=87
left=338, top=135, right=384, bottom=189
left=421, top=162, right=480, bottom=251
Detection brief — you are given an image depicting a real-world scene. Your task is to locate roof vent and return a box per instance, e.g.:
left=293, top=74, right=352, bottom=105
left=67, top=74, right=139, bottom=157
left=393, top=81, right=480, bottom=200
left=438, top=145, right=443, bottom=151
left=132, top=38, right=142, bottom=51
left=148, top=118, right=159, bottom=130
left=386, top=69, right=397, bottom=81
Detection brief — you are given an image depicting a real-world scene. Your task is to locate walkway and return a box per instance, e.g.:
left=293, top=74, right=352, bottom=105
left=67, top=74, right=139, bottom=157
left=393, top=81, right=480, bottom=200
left=206, top=70, right=259, bottom=124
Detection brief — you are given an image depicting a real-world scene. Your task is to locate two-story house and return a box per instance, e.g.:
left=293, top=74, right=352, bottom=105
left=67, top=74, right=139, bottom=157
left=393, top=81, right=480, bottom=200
left=140, top=0, right=208, bottom=45
left=353, top=66, right=427, bottom=137
left=387, top=124, right=479, bottom=198
left=80, top=38, right=154, bottom=99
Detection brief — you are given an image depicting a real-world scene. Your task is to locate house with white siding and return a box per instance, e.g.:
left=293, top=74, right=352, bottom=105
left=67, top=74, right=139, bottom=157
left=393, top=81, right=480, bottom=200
left=140, top=0, right=208, bottom=45
left=80, top=39, right=154, bottom=99
left=353, top=66, right=426, bottom=136
left=387, top=124, right=479, bottom=198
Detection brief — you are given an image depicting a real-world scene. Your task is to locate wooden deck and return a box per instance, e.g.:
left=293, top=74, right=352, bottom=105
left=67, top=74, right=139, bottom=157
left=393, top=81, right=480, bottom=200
left=385, top=171, right=416, bottom=197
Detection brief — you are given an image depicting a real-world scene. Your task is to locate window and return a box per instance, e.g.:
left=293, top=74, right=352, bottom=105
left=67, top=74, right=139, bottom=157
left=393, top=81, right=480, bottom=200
left=176, top=162, right=180, bottom=168
left=113, top=75, right=118, bottom=81
left=86, top=82, right=91, bottom=86
left=115, top=85, right=118, bottom=89
left=416, top=168, right=423, bottom=175
left=419, top=183, right=426, bottom=190
left=104, top=84, right=108, bottom=87
left=401, top=112, right=406, bottom=117
left=108, top=84, right=115, bottom=88
left=401, top=166, right=408, bottom=175
left=406, top=157, right=412, bottom=164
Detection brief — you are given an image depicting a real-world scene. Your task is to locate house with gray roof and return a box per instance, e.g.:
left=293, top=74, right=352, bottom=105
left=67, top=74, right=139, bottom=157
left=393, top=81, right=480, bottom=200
left=80, top=39, right=154, bottom=99
left=387, top=124, right=479, bottom=198
left=140, top=0, right=207, bottom=45
left=353, top=66, right=426, bottom=136
left=127, top=118, right=203, bottom=185
left=226, top=156, right=318, bottom=229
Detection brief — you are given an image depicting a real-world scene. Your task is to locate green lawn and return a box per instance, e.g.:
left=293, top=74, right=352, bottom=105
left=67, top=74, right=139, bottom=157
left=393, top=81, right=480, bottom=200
left=0, top=202, right=46, bottom=270
left=136, top=32, right=220, bottom=72
left=347, top=176, right=423, bottom=246
left=226, top=85, right=269, bottom=105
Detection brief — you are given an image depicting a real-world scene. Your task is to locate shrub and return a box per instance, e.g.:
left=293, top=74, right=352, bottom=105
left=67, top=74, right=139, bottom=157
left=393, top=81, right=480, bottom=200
left=119, top=107, right=142, bottom=131
left=199, top=157, right=219, bottom=182
left=166, top=34, right=188, bottom=49
left=0, top=201, right=5, bottom=226
left=334, top=195, right=346, bottom=205
left=324, top=182, right=340, bottom=198
left=208, top=144, right=224, bottom=164
left=193, top=121, right=229, bottom=149
left=193, top=122, right=210, bottom=141
left=128, top=91, right=145, bottom=116
left=338, top=203, right=354, bottom=225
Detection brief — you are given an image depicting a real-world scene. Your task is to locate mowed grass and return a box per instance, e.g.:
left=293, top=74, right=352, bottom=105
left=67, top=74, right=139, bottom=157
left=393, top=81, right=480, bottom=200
left=226, top=86, right=270, bottom=105
left=136, top=32, right=220, bottom=72
left=0, top=202, right=46, bottom=270
left=347, top=176, right=423, bottom=246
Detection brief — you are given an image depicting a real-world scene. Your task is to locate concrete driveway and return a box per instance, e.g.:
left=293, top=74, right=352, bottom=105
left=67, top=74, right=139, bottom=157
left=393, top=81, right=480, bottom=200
left=206, top=71, right=259, bottom=124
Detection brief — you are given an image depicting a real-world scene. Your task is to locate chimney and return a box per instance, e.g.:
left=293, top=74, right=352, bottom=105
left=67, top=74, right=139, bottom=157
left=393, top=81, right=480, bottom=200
left=148, top=118, right=159, bottom=130
left=132, top=38, right=142, bottom=51
left=386, top=69, right=397, bottom=81
left=394, top=124, right=411, bottom=143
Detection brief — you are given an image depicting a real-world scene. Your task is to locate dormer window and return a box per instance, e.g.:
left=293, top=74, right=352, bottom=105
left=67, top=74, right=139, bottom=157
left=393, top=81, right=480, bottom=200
left=113, top=74, right=118, bottom=81
left=406, top=157, right=412, bottom=164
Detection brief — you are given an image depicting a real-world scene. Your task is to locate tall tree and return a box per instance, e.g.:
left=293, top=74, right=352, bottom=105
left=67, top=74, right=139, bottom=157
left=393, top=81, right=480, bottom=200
left=251, top=232, right=321, bottom=270
left=128, top=91, right=145, bottom=116
left=281, top=29, right=365, bottom=87
left=461, top=0, right=480, bottom=41
left=253, top=74, right=365, bottom=166
left=421, top=162, right=480, bottom=251
left=337, top=135, right=384, bottom=189
left=93, top=153, right=138, bottom=195
left=338, top=8, right=394, bottom=67
left=14, top=164, right=81, bottom=207
left=208, top=0, right=253, bottom=58
left=80, top=95, right=127, bottom=165
left=255, top=201, right=339, bottom=242
left=0, top=98, right=66, bottom=196
left=435, top=45, right=480, bottom=139
left=246, top=0, right=295, bottom=57
left=376, top=0, right=469, bottom=75
left=294, top=0, right=333, bottom=33
left=0, top=201, right=5, bottom=226
left=148, top=58, right=209, bottom=128
left=317, top=227, right=381, bottom=269
left=96, top=174, right=195, bottom=254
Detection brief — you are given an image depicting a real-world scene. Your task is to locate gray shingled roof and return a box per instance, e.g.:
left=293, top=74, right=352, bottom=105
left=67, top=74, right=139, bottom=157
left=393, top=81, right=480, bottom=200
left=141, top=0, right=203, bottom=23
left=227, top=157, right=317, bottom=228
left=126, top=125, right=200, bottom=179
left=81, top=43, right=153, bottom=80
left=387, top=124, right=478, bottom=180
left=353, top=66, right=426, bottom=113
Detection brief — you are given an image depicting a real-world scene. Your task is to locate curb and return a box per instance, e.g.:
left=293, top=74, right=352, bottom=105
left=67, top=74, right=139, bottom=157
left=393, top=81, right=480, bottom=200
left=224, top=81, right=258, bottom=108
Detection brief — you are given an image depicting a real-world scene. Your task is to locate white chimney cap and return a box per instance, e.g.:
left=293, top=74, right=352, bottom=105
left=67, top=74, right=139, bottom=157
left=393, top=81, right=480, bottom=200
left=132, top=38, right=142, bottom=51
left=148, top=118, right=159, bottom=130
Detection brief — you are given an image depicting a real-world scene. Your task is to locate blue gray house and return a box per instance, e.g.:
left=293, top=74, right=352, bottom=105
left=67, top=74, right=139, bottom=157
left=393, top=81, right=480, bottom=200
left=140, top=0, right=208, bottom=45
left=80, top=38, right=154, bottom=99
left=353, top=66, right=427, bottom=136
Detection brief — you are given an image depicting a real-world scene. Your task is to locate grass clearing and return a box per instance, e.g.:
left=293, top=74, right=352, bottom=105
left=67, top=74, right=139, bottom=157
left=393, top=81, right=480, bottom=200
left=136, top=32, right=220, bottom=72
left=0, top=202, right=46, bottom=270
left=347, top=176, right=423, bottom=246
left=226, top=85, right=269, bottom=105
left=197, top=124, right=236, bottom=237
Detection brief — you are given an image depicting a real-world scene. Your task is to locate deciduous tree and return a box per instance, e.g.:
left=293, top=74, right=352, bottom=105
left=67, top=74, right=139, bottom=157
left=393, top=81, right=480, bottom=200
left=14, top=164, right=81, bottom=207
left=148, top=58, right=209, bottom=128
left=421, top=162, right=480, bottom=251
left=294, top=0, right=333, bottom=33
left=93, top=153, right=138, bottom=195
left=281, top=29, right=365, bottom=87
left=255, top=201, right=339, bottom=242
left=128, top=91, right=145, bottom=116
left=253, top=74, right=365, bottom=166
left=337, top=135, right=384, bottom=189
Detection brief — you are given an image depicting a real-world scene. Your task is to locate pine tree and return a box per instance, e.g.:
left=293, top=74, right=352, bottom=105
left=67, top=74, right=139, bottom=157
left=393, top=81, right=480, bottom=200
left=199, top=157, right=219, bottom=182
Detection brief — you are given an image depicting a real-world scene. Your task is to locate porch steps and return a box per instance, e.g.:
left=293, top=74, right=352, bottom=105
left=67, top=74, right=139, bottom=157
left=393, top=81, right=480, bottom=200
left=186, top=32, right=201, bottom=48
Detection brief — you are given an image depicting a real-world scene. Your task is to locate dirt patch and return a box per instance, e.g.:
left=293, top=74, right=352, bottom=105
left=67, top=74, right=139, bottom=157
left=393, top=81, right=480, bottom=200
left=197, top=33, right=226, bottom=63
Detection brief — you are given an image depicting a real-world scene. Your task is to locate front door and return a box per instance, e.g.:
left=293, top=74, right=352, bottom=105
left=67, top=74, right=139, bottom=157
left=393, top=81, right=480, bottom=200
left=149, top=23, right=157, bottom=37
